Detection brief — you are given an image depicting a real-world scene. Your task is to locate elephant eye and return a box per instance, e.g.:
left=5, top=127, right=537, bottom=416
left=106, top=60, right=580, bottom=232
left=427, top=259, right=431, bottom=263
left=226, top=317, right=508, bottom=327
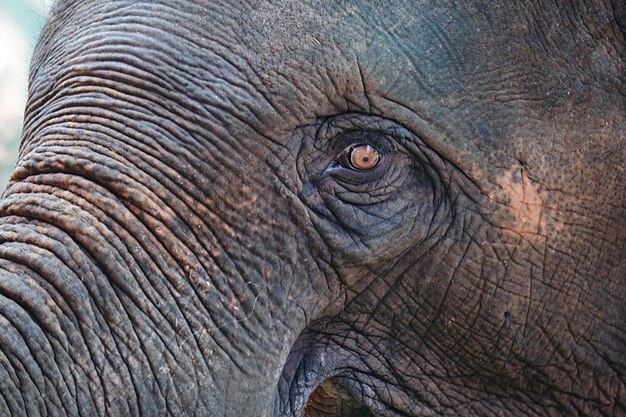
left=337, top=144, right=381, bottom=171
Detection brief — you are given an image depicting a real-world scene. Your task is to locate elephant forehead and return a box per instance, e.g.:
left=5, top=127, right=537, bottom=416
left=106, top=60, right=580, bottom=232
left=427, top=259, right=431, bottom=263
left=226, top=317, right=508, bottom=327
left=34, top=1, right=522, bottom=127
left=33, top=1, right=624, bottom=189
left=236, top=1, right=625, bottom=215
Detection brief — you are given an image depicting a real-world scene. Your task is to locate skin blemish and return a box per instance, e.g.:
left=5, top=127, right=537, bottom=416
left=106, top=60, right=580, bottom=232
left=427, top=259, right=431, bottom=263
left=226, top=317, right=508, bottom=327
left=494, top=164, right=547, bottom=236
left=504, top=311, right=528, bottom=357
left=510, top=168, right=522, bottom=184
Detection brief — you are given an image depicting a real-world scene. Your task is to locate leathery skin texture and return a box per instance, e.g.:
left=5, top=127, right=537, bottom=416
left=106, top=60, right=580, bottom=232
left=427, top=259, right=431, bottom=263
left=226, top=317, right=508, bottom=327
left=0, top=1, right=624, bottom=416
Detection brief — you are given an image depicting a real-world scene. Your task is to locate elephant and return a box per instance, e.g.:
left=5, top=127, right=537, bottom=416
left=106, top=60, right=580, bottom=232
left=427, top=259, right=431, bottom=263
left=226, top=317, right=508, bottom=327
left=0, top=0, right=624, bottom=416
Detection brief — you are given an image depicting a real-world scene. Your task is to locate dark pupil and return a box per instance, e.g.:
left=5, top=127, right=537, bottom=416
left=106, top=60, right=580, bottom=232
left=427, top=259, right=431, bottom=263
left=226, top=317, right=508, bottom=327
left=362, top=156, right=369, bottom=162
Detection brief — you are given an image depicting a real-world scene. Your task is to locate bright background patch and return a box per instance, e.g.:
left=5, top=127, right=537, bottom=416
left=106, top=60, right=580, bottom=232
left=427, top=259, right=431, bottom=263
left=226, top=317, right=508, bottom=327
left=0, top=0, right=53, bottom=191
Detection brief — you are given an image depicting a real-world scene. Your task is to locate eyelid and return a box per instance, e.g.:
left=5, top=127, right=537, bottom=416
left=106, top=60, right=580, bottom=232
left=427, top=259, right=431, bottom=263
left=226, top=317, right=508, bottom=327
left=329, top=130, right=388, bottom=152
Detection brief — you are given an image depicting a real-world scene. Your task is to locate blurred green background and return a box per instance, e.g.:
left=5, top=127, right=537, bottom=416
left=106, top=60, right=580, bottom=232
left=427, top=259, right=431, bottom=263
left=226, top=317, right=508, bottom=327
left=0, top=0, right=53, bottom=191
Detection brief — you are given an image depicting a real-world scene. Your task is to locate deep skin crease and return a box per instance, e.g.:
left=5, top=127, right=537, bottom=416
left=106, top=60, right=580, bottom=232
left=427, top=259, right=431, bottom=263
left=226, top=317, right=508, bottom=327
left=0, top=0, right=624, bottom=416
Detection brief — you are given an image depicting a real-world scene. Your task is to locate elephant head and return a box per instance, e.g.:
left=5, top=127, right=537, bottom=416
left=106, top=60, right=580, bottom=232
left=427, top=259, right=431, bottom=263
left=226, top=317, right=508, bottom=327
left=0, top=1, right=624, bottom=416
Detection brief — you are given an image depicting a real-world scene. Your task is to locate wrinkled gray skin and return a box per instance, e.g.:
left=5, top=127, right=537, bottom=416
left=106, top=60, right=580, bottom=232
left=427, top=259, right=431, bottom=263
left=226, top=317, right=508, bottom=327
left=0, top=1, right=624, bottom=416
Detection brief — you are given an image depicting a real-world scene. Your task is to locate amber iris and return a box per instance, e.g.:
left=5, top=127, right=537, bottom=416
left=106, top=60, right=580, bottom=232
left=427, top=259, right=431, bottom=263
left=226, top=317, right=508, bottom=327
left=349, top=144, right=380, bottom=170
